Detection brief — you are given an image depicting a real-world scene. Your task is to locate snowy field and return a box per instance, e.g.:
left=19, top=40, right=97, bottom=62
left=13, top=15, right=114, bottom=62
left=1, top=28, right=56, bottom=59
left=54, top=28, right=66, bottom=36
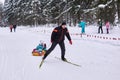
left=0, top=25, right=120, bottom=80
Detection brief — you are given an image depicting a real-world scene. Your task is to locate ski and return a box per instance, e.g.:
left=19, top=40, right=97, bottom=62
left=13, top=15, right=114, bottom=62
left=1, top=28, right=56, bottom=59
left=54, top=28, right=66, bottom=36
left=39, top=59, right=44, bottom=68
left=39, top=57, right=81, bottom=68
left=55, top=57, right=81, bottom=67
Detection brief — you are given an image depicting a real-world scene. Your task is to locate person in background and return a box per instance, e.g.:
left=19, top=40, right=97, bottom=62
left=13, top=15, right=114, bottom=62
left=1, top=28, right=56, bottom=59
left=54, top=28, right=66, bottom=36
left=98, top=19, right=103, bottom=34
left=79, top=20, right=86, bottom=34
left=105, top=21, right=110, bottom=34
left=42, top=22, right=72, bottom=62
left=13, top=25, right=17, bottom=32
left=10, top=25, right=13, bottom=32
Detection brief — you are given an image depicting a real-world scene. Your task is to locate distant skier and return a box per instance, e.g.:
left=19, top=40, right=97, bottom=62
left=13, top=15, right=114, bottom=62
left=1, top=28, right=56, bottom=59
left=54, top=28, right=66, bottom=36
left=98, top=19, right=103, bottom=34
left=13, top=25, right=17, bottom=32
left=105, top=21, right=110, bottom=34
left=42, top=22, right=72, bottom=61
left=79, top=20, right=86, bottom=34
left=9, top=25, right=13, bottom=32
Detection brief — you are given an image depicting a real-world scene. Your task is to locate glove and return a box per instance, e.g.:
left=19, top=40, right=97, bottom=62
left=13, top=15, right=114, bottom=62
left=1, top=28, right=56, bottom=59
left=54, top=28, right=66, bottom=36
left=69, top=40, right=72, bottom=45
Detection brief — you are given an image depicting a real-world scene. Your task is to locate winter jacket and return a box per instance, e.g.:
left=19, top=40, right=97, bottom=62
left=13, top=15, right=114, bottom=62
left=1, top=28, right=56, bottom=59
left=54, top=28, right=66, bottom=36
left=79, top=21, right=86, bottom=33
left=105, top=22, right=110, bottom=29
left=98, top=21, right=102, bottom=27
left=79, top=21, right=86, bottom=28
left=10, top=25, right=13, bottom=29
left=51, top=26, right=71, bottom=43
left=13, top=25, right=16, bottom=29
left=36, top=44, right=46, bottom=52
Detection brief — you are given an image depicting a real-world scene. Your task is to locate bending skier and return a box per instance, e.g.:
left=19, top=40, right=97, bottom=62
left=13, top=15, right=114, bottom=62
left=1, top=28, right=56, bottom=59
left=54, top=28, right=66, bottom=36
left=42, top=22, right=72, bottom=61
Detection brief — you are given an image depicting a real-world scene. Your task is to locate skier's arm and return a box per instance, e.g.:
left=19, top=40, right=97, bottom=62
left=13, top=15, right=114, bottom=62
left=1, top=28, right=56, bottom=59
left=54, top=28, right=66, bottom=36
left=65, top=28, right=71, bottom=41
left=66, top=29, right=72, bottom=45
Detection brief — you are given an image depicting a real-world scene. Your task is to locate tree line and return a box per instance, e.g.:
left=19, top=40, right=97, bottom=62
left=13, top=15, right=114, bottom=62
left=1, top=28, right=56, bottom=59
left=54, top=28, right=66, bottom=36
left=2, top=0, right=120, bottom=26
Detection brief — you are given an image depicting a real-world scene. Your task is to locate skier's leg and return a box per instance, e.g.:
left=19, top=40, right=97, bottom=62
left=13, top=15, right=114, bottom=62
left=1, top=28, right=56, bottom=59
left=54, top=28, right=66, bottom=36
left=82, top=27, right=84, bottom=33
left=59, top=42, right=66, bottom=60
left=107, top=29, right=109, bottom=34
left=14, top=28, right=15, bottom=32
left=43, top=42, right=57, bottom=60
left=83, top=27, right=85, bottom=33
left=101, top=27, right=103, bottom=33
left=10, top=28, right=12, bottom=32
left=98, top=27, right=100, bottom=33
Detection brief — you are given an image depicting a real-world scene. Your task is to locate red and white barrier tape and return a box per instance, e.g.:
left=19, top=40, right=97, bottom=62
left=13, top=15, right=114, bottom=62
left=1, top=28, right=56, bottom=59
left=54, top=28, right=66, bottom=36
left=71, top=33, right=120, bottom=41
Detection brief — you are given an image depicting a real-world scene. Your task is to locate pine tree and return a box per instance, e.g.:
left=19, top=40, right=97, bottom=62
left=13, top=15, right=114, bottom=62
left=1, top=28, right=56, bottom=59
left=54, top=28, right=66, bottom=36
left=0, top=2, right=4, bottom=27
left=3, top=0, right=119, bottom=26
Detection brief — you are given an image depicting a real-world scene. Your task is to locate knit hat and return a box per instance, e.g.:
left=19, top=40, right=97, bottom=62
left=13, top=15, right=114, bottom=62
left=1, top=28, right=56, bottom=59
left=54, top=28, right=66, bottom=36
left=61, top=22, right=66, bottom=25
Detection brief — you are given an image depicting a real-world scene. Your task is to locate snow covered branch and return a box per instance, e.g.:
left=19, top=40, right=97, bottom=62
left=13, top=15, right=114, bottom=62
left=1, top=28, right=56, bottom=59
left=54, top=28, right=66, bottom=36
left=54, top=7, right=72, bottom=20
left=83, top=0, right=113, bottom=13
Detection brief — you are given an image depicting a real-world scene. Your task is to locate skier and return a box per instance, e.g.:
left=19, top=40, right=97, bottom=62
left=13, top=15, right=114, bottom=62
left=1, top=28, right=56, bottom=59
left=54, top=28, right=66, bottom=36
left=79, top=20, right=86, bottom=34
left=42, top=22, right=72, bottom=61
left=13, top=25, right=17, bottom=32
left=98, top=19, right=103, bottom=34
left=9, top=25, right=13, bottom=32
left=105, top=21, right=110, bottom=34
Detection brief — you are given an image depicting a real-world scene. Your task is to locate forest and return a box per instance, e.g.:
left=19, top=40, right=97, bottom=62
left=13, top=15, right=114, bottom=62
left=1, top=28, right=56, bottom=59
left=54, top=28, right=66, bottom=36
left=0, top=0, right=120, bottom=26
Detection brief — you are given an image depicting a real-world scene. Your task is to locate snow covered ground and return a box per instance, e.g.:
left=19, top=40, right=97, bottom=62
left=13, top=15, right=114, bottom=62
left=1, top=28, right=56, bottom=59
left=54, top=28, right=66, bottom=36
left=0, top=25, right=120, bottom=80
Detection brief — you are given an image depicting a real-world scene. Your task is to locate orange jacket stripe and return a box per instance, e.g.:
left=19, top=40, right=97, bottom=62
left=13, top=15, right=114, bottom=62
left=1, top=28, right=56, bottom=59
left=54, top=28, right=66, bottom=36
left=53, top=30, right=58, bottom=32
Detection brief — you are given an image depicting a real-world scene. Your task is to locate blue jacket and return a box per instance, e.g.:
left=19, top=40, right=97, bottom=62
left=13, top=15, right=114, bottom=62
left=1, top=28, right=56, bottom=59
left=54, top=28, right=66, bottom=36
left=79, top=21, right=86, bottom=28
left=36, top=44, right=46, bottom=52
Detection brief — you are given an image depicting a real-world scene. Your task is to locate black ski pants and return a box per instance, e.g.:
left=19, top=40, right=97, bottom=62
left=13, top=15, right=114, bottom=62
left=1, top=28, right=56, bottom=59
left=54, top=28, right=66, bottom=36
left=106, top=28, right=109, bottom=34
left=43, top=41, right=65, bottom=60
left=98, top=26, right=103, bottom=33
